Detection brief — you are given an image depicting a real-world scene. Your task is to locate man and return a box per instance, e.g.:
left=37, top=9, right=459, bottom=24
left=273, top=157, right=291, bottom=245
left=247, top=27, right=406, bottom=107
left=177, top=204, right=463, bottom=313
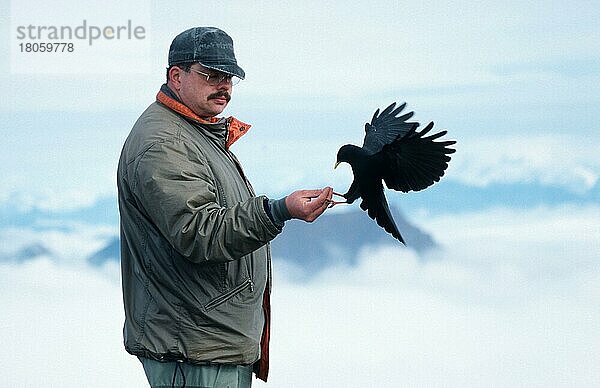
left=117, top=27, right=332, bottom=387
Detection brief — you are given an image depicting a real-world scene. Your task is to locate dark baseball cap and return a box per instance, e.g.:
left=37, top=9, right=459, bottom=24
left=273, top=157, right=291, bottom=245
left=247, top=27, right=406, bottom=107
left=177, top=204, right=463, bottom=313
left=168, top=27, right=245, bottom=79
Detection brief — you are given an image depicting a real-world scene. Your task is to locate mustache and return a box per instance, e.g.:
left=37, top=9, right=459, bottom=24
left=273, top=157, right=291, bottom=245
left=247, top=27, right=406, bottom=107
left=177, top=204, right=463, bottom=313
left=207, top=91, right=231, bottom=102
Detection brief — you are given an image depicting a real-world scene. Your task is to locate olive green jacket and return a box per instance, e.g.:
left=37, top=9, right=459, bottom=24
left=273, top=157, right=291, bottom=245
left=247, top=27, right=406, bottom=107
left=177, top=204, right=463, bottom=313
left=117, top=97, right=281, bottom=368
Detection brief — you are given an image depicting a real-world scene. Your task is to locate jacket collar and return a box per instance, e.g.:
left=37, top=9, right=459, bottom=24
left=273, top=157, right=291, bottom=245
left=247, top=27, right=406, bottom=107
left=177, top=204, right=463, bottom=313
left=156, top=84, right=251, bottom=149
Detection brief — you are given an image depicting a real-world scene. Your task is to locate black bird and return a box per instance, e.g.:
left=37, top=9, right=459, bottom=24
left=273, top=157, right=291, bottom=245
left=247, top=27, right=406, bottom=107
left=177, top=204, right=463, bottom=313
left=332, top=102, right=456, bottom=244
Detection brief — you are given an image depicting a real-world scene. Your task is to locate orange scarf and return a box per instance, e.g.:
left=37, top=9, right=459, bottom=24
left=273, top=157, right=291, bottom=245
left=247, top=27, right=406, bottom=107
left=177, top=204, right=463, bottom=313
left=156, top=90, right=251, bottom=149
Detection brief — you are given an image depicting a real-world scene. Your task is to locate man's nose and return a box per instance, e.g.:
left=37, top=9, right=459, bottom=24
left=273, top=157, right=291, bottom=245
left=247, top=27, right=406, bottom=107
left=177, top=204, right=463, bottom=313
left=217, top=81, right=231, bottom=91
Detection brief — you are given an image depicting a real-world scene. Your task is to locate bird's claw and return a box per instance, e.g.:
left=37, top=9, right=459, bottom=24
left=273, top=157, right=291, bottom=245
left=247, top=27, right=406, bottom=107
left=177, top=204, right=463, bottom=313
left=327, top=191, right=347, bottom=208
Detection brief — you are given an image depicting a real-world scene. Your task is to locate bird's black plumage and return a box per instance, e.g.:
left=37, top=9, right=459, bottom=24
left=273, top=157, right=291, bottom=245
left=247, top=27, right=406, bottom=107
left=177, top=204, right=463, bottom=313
left=335, top=102, right=456, bottom=244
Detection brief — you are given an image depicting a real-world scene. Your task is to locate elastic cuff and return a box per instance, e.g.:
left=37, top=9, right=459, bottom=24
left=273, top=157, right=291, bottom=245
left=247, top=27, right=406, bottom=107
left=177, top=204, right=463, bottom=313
left=268, top=197, right=292, bottom=227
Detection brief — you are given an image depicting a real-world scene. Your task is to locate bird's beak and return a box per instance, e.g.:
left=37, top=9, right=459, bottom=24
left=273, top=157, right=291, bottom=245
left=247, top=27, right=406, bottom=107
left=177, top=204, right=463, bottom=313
left=334, top=161, right=340, bottom=169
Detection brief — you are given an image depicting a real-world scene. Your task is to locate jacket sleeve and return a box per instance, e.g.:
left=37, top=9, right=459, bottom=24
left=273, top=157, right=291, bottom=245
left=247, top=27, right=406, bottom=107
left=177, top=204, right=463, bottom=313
left=132, top=139, right=281, bottom=263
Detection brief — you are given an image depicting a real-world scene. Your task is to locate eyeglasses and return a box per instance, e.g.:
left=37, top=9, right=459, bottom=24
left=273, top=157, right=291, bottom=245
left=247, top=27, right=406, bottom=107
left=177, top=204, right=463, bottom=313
left=189, top=68, right=240, bottom=86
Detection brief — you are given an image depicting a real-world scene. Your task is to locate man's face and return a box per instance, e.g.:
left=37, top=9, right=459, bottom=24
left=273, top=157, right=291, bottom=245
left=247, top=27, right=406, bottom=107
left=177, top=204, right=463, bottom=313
left=175, top=64, right=233, bottom=118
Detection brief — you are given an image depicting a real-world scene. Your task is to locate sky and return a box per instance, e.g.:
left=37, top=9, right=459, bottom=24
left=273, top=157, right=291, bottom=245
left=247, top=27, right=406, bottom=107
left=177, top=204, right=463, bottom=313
left=2, top=0, right=600, bottom=205
left=1, top=0, right=599, bottom=387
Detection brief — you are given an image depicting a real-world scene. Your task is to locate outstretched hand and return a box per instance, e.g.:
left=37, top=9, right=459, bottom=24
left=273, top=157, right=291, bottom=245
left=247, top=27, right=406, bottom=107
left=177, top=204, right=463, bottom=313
left=285, top=187, right=333, bottom=222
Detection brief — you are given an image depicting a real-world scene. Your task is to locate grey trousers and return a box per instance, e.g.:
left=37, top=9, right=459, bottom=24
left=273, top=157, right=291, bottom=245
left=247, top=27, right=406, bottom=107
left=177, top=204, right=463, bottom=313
left=139, top=357, right=253, bottom=388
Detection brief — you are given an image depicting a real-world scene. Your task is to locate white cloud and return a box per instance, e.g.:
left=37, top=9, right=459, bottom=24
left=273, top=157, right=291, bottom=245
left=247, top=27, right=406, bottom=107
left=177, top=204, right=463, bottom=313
left=1, top=204, right=599, bottom=387
left=448, top=133, right=600, bottom=192
left=0, top=259, right=147, bottom=387
left=263, top=204, right=600, bottom=387
left=2, top=187, right=110, bottom=213
left=0, top=223, right=115, bottom=264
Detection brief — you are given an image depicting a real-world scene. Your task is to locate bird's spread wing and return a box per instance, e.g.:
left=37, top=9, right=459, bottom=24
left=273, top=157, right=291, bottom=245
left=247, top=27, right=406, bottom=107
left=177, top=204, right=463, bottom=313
left=362, top=102, right=418, bottom=155
left=378, top=122, right=456, bottom=193
left=360, top=184, right=405, bottom=244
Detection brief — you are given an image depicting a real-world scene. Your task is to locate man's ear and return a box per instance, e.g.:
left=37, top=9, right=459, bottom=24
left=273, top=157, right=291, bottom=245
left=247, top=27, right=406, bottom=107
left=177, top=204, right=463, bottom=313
left=168, top=66, right=182, bottom=90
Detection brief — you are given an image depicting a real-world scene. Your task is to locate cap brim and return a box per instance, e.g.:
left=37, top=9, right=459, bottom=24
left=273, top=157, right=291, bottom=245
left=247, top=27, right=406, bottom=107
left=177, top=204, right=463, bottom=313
left=200, top=62, right=245, bottom=80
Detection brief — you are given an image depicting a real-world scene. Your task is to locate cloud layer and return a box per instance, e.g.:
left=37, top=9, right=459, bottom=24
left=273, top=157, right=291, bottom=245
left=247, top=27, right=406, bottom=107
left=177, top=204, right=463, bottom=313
left=1, top=204, right=598, bottom=387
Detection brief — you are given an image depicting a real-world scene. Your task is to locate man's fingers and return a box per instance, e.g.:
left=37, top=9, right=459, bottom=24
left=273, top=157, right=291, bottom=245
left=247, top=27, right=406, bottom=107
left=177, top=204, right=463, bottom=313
left=304, top=187, right=332, bottom=220
left=306, top=187, right=332, bottom=207
left=286, top=187, right=333, bottom=222
left=297, top=189, right=324, bottom=199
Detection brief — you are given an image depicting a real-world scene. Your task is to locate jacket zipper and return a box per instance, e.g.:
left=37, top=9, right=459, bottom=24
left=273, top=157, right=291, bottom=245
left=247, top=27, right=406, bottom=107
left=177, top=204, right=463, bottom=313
left=204, top=277, right=254, bottom=311
left=206, top=125, right=257, bottom=298
left=218, top=127, right=258, bottom=288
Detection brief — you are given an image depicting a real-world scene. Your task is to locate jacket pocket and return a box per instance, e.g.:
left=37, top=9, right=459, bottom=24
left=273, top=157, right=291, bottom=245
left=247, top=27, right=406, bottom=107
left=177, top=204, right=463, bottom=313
left=203, top=277, right=254, bottom=312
